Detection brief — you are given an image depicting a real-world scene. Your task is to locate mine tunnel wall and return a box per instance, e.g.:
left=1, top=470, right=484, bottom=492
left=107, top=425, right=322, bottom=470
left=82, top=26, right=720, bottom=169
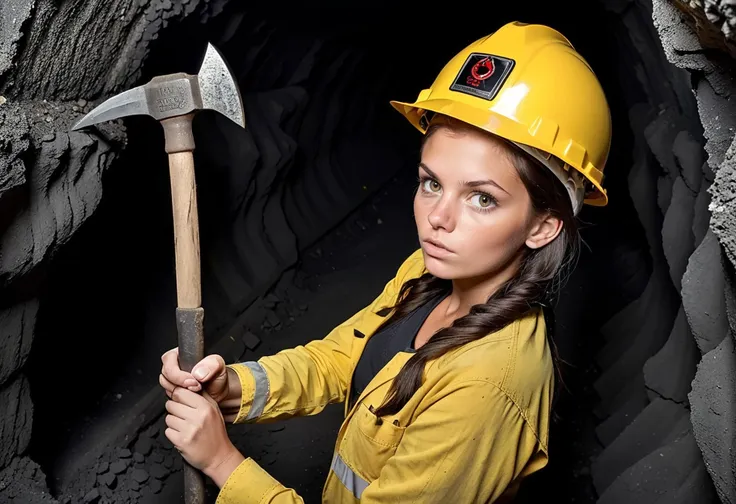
left=1, top=0, right=736, bottom=502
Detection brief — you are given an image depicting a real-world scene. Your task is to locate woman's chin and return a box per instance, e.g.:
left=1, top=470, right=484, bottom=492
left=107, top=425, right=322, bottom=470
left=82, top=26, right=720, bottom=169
left=422, top=253, right=458, bottom=279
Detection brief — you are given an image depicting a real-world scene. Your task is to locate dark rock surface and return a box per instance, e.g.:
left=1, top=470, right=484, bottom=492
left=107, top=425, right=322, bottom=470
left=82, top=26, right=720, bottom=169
left=661, top=176, right=695, bottom=290
left=597, top=430, right=709, bottom=504
left=0, top=0, right=34, bottom=79
left=682, top=229, right=730, bottom=355
left=0, top=104, right=125, bottom=290
left=594, top=264, right=679, bottom=412
left=0, top=299, right=37, bottom=385
left=0, top=456, right=57, bottom=504
left=655, top=462, right=719, bottom=504
left=689, top=334, right=736, bottom=504
left=0, top=101, right=30, bottom=224
left=591, top=398, right=691, bottom=493
left=643, top=306, right=699, bottom=404
left=0, top=0, right=230, bottom=101
left=0, top=375, right=32, bottom=469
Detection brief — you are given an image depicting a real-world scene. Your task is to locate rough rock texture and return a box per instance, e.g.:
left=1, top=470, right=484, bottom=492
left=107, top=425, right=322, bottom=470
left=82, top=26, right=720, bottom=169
left=0, top=0, right=35, bottom=79
left=670, top=0, right=736, bottom=54
left=0, top=299, right=38, bottom=385
left=0, top=375, right=33, bottom=469
left=0, top=456, right=57, bottom=503
left=650, top=1, right=736, bottom=502
left=0, top=101, right=30, bottom=229
left=0, top=112, right=124, bottom=289
left=598, top=430, right=714, bottom=503
left=0, top=0, right=228, bottom=101
left=642, top=306, right=699, bottom=404
left=588, top=0, right=736, bottom=502
left=682, top=229, right=730, bottom=355
left=689, top=334, right=736, bottom=503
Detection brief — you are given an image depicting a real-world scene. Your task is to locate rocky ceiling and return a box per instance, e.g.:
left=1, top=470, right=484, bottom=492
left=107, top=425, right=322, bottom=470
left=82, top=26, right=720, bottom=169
left=1, top=0, right=736, bottom=503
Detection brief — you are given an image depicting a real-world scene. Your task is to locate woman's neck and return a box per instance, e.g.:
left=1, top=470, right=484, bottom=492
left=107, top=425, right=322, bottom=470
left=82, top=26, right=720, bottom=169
left=440, top=256, right=522, bottom=319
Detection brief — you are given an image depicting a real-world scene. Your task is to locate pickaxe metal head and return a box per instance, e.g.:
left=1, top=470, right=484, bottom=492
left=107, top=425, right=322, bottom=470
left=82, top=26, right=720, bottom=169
left=71, top=42, right=245, bottom=134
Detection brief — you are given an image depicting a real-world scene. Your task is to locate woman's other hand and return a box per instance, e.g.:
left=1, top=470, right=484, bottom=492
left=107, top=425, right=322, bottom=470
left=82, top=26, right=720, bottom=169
left=159, top=348, right=231, bottom=404
left=164, top=386, right=245, bottom=487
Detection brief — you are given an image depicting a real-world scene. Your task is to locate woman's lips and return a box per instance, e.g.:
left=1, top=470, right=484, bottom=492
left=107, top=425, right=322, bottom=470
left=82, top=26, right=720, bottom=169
left=423, top=238, right=454, bottom=257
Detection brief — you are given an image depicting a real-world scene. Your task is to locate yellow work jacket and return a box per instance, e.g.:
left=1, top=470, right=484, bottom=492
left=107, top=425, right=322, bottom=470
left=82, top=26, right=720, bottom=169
left=219, top=248, right=554, bottom=503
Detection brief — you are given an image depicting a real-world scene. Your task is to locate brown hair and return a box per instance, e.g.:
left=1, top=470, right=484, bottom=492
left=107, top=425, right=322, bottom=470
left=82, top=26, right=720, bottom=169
left=373, top=116, right=579, bottom=417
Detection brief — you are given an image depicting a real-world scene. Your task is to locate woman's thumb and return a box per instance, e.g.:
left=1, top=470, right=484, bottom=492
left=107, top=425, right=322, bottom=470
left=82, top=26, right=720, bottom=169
left=192, top=354, right=220, bottom=381
left=192, top=365, right=210, bottom=381
left=191, top=354, right=226, bottom=385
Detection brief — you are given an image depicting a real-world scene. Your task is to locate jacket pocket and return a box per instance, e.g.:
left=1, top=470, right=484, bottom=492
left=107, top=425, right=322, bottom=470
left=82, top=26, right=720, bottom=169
left=340, top=402, right=406, bottom=482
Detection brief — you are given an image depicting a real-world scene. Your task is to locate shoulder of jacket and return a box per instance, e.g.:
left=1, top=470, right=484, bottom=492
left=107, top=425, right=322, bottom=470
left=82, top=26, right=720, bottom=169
left=431, top=309, right=548, bottom=383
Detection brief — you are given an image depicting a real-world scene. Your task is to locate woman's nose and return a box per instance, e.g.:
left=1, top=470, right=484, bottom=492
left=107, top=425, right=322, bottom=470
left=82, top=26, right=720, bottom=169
left=428, top=198, right=456, bottom=232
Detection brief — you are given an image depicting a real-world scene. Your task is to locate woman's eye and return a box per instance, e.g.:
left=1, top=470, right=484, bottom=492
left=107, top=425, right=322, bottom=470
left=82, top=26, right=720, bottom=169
left=470, top=193, right=495, bottom=209
left=423, top=179, right=441, bottom=193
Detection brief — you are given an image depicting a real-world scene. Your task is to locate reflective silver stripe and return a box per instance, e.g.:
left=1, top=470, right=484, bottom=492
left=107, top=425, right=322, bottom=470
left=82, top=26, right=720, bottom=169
left=242, top=361, right=269, bottom=420
left=330, top=452, right=369, bottom=499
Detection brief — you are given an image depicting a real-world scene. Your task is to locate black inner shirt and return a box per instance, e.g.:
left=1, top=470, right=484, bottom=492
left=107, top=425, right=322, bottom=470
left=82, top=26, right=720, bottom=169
left=350, top=291, right=449, bottom=405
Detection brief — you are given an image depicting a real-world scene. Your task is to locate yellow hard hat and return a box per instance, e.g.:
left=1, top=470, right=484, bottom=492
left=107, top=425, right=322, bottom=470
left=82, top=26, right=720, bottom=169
left=390, top=21, right=612, bottom=212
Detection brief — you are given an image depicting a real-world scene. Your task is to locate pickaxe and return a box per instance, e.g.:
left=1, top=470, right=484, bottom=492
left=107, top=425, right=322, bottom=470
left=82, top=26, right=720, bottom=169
left=71, top=43, right=246, bottom=504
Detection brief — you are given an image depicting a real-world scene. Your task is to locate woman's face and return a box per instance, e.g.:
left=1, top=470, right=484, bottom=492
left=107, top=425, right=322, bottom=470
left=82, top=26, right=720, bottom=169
left=414, top=126, right=538, bottom=281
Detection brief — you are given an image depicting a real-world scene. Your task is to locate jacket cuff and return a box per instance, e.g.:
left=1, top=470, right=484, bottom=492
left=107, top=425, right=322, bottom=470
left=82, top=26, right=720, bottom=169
left=227, top=362, right=257, bottom=423
left=215, top=458, right=290, bottom=504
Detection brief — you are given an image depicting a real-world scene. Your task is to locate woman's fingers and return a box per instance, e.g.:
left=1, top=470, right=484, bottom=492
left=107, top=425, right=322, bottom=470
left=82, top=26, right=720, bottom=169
left=165, top=412, right=188, bottom=433
left=167, top=386, right=206, bottom=412
left=164, top=427, right=183, bottom=453
left=165, top=393, right=197, bottom=420
left=159, top=374, right=175, bottom=398
left=161, top=348, right=199, bottom=389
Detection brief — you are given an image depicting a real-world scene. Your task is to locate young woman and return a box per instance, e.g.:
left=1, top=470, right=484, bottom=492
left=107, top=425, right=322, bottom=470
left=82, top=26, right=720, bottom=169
left=159, top=21, right=611, bottom=503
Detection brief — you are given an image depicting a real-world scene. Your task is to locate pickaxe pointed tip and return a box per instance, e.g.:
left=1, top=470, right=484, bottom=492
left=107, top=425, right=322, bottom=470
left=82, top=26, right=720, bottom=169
left=68, top=86, right=149, bottom=132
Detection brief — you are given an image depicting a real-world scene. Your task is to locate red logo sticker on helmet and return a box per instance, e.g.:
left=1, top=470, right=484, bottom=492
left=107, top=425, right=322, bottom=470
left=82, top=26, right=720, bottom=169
left=470, top=57, right=494, bottom=82
left=450, top=53, right=515, bottom=101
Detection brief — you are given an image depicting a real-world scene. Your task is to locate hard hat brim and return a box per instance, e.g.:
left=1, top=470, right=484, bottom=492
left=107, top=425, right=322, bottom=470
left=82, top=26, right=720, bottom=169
left=390, top=98, right=608, bottom=207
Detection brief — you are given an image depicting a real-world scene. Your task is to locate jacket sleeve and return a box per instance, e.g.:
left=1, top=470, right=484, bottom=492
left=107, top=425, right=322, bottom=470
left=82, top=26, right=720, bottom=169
left=359, top=379, right=548, bottom=503
left=215, top=458, right=305, bottom=504
left=225, top=249, right=423, bottom=424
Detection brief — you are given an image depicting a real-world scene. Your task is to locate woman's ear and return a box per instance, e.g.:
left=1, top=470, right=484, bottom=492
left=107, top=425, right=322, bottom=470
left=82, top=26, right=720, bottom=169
left=526, top=213, right=563, bottom=249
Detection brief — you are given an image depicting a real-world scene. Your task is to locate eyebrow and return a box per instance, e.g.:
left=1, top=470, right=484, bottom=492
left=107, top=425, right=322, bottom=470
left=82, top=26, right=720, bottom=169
left=419, top=162, right=510, bottom=195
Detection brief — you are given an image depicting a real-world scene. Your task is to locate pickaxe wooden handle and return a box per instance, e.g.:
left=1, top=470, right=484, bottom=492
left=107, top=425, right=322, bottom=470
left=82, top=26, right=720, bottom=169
left=162, top=112, right=207, bottom=504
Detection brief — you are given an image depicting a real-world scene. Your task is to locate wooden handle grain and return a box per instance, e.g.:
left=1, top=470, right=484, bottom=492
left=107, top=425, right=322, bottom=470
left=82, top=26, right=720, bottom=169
left=168, top=150, right=202, bottom=309
left=162, top=113, right=205, bottom=504
left=168, top=148, right=206, bottom=504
